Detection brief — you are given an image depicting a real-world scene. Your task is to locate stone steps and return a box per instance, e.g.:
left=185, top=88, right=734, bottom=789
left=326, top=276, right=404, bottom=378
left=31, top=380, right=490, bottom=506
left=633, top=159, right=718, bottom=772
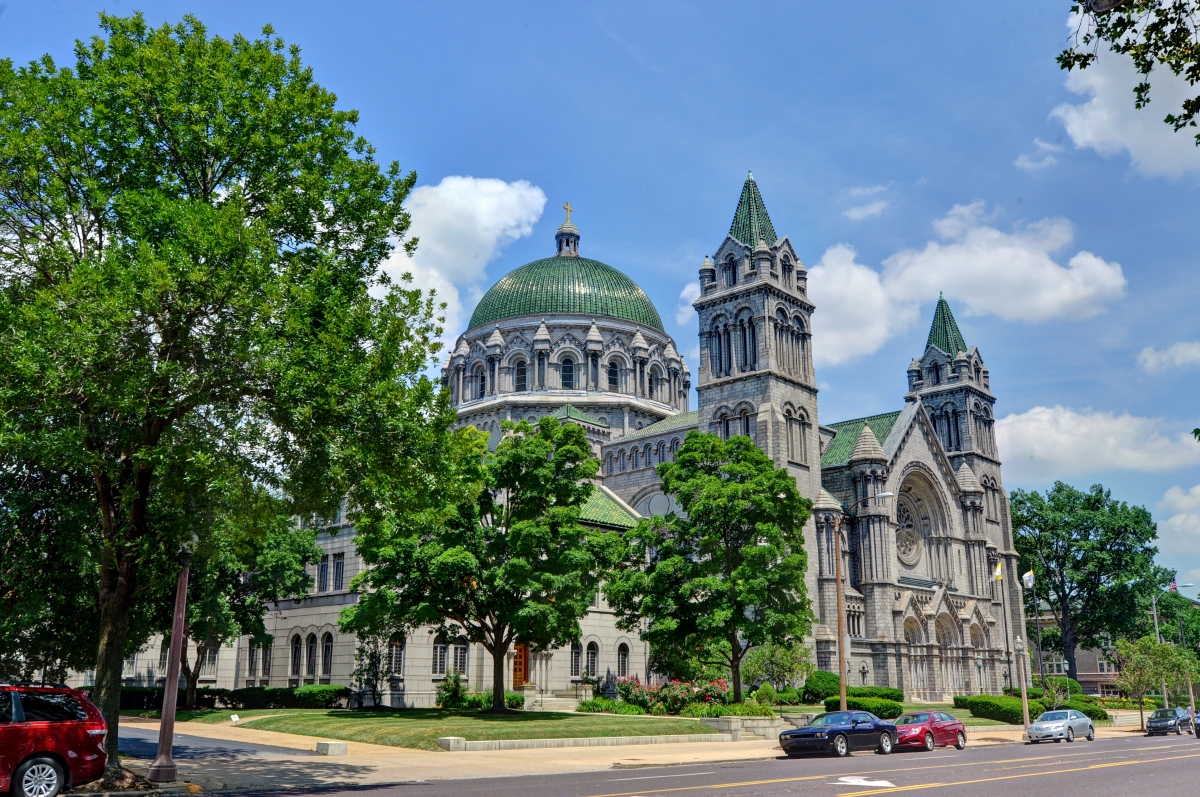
left=524, top=697, right=582, bottom=712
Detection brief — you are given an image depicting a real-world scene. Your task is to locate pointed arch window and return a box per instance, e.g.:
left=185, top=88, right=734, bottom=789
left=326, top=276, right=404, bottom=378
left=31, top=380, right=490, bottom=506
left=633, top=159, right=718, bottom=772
left=608, top=362, right=619, bottom=391
left=515, top=360, right=527, bottom=392
left=321, top=633, right=334, bottom=679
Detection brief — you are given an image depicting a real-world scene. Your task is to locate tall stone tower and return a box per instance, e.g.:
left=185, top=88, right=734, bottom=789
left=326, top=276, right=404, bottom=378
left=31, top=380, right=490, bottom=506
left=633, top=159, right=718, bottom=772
left=692, top=171, right=822, bottom=599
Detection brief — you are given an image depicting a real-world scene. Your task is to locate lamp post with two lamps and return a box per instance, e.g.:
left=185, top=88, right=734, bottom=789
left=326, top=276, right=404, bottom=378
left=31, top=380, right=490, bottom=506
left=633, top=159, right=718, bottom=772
left=832, top=491, right=894, bottom=711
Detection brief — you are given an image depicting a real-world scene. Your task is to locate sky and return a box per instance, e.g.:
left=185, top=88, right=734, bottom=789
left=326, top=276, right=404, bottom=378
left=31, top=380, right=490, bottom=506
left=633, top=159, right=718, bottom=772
left=5, top=1, right=1200, bottom=583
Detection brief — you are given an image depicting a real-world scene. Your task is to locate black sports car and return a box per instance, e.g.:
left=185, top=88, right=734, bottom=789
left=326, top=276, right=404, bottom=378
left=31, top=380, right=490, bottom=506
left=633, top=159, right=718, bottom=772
left=780, top=710, right=898, bottom=757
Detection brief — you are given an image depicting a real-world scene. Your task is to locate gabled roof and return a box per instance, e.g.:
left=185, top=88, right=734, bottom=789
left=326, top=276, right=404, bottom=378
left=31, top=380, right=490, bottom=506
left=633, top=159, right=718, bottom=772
left=728, top=171, right=777, bottom=248
left=926, top=294, right=967, bottom=356
left=548, top=404, right=608, bottom=428
left=821, top=411, right=903, bottom=467
left=619, top=410, right=699, bottom=441
left=580, top=484, right=641, bottom=529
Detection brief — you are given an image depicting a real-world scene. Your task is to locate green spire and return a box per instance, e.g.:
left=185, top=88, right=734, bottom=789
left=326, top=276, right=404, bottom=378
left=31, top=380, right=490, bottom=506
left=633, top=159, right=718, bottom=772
left=926, top=293, right=968, bottom=355
left=729, top=170, right=777, bottom=247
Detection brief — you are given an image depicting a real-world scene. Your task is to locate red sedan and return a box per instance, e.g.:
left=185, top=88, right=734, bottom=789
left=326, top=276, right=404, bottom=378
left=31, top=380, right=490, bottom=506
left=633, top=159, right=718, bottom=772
left=1, top=685, right=108, bottom=797
left=894, top=710, right=967, bottom=751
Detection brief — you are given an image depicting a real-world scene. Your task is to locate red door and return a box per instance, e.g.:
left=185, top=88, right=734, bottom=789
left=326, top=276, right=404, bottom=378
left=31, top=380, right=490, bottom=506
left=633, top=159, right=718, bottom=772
left=0, top=691, right=21, bottom=792
left=513, top=644, right=529, bottom=689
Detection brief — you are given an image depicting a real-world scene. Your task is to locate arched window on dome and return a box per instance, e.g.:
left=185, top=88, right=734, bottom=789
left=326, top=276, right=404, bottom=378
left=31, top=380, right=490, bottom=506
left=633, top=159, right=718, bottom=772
left=472, top=366, right=486, bottom=400
left=515, top=360, right=527, bottom=392
left=608, top=361, right=620, bottom=392
left=561, top=357, right=575, bottom=390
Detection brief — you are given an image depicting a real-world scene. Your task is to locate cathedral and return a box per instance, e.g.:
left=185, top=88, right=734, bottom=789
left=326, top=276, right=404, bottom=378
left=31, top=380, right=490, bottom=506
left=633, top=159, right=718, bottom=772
left=99, top=174, right=1025, bottom=706
left=441, top=172, right=1026, bottom=703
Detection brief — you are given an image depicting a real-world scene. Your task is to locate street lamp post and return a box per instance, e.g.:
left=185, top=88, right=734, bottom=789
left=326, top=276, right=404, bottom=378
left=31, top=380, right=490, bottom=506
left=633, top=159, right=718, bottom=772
left=833, top=491, right=894, bottom=711
left=1152, top=583, right=1194, bottom=710
left=976, top=654, right=984, bottom=695
left=1015, top=636, right=1031, bottom=742
left=147, top=544, right=195, bottom=783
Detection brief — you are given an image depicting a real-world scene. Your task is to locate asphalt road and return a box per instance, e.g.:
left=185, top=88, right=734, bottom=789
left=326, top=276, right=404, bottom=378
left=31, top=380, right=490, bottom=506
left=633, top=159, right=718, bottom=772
left=249, top=734, right=1200, bottom=797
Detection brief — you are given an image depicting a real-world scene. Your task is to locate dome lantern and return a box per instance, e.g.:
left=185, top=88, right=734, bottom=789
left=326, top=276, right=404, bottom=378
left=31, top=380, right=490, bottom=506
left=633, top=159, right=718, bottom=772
left=555, top=201, right=580, bottom=258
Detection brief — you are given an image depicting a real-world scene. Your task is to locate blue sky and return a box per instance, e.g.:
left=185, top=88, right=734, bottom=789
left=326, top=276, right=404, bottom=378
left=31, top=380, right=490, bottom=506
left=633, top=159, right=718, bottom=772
left=6, top=1, right=1200, bottom=582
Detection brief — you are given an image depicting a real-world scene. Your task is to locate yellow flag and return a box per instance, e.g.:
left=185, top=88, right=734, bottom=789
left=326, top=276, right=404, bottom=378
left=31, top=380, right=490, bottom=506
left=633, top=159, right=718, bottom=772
left=993, top=561, right=1003, bottom=581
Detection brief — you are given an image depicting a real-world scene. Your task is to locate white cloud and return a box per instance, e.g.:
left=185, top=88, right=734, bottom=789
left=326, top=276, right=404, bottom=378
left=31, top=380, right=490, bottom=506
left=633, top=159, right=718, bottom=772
left=1050, top=20, right=1200, bottom=177
left=995, top=405, right=1200, bottom=484
left=808, top=202, right=1126, bottom=364
left=843, top=200, right=889, bottom=221
left=845, top=184, right=889, bottom=199
left=1157, top=485, right=1200, bottom=582
left=1014, top=138, right=1064, bottom=172
left=675, top=281, right=701, bottom=326
left=1139, top=341, right=1200, bottom=373
left=382, top=176, right=546, bottom=344
left=808, top=244, right=918, bottom=366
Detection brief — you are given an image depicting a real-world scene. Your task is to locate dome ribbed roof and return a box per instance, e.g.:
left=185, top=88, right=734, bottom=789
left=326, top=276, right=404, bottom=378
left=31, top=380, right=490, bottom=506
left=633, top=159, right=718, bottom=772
left=468, top=256, right=664, bottom=332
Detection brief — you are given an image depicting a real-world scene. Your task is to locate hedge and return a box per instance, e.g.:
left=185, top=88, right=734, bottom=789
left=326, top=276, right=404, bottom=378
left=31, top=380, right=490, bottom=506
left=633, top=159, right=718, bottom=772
left=802, top=671, right=840, bottom=703
left=294, top=685, right=350, bottom=709
left=823, top=696, right=904, bottom=719
left=224, top=687, right=299, bottom=709
left=680, top=701, right=776, bottom=718
left=848, top=686, right=904, bottom=702
left=459, top=691, right=526, bottom=710
left=119, top=686, right=228, bottom=710
left=962, top=694, right=1045, bottom=725
left=1059, top=701, right=1111, bottom=723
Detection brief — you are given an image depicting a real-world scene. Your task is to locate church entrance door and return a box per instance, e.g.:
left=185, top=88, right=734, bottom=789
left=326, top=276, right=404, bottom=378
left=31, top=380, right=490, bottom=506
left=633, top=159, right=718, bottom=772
left=513, top=644, right=529, bottom=688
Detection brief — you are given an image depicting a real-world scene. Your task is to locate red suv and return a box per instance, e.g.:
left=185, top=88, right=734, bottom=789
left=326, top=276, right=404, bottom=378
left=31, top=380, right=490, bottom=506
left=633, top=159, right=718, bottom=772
left=0, top=685, right=108, bottom=797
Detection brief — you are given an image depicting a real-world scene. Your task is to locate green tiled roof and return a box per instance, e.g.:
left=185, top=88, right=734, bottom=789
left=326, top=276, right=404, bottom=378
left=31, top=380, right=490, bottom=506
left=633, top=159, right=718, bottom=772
left=729, top=171, right=777, bottom=247
left=468, top=256, right=664, bottom=332
left=820, top=411, right=902, bottom=466
left=621, top=410, right=699, bottom=441
left=580, top=487, right=640, bottom=529
left=548, top=404, right=608, bottom=427
left=926, top=294, right=967, bottom=355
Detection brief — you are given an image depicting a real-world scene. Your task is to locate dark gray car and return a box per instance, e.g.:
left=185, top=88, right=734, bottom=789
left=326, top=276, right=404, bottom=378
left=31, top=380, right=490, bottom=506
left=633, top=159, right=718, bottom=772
left=1146, top=707, right=1192, bottom=736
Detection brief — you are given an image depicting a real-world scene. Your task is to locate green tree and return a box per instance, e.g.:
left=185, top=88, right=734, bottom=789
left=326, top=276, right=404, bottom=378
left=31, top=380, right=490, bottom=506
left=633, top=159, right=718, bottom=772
left=0, top=13, right=439, bottom=766
left=1113, top=635, right=1184, bottom=729
left=1060, top=1, right=1200, bottom=145
left=1012, top=482, right=1161, bottom=681
left=604, top=431, right=813, bottom=703
left=740, top=640, right=815, bottom=690
left=342, top=418, right=619, bottom=713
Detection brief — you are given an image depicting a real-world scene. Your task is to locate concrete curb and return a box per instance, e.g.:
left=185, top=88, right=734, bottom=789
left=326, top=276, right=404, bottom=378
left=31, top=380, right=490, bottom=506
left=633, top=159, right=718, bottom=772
left=437, top=733, right=734, bottom=751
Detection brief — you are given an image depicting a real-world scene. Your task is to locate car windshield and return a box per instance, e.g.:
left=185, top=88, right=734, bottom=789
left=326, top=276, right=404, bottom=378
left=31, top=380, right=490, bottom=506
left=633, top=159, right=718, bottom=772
left=1038, top=711, right=1069, bottom=722
left=897, top=713, right=931, bottom=725
left=808, top=712, right=850, bottom=727
left=1151, top=709, right=1176, bottom=719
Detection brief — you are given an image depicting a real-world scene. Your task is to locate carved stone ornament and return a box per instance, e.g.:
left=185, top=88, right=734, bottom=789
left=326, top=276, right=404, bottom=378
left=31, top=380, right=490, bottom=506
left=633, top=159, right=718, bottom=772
left=896, top=503, right=923, bottom=566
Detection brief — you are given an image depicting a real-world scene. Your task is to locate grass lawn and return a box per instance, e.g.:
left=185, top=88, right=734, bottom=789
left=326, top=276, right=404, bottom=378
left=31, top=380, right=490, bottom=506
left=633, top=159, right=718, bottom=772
left=131, top=709, right=718, bottom=751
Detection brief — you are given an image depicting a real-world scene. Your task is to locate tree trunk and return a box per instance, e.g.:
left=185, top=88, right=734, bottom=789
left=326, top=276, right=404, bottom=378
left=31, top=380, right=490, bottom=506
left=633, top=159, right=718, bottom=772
left=1061, top=623, right=1079, bottom=683
left=180, top=639, right=202, bottom=709
left=730, top=632, right=743, bottom=703
left=484, top=633, right=512, bottom=714
left=93, top=548, right=137, bottom=772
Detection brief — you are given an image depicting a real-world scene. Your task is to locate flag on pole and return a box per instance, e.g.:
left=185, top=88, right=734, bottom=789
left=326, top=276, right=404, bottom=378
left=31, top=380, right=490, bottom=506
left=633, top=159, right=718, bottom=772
left=1022, top=570, right=1035, bottom=589
left=1170, top=579, right=1178, bottom=591
left=993, top=561, right=1003, bottom=581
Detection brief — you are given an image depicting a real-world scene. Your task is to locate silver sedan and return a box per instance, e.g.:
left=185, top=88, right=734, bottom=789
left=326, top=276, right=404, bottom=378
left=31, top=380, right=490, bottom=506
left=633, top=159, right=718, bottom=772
left=1028, top=709, right=1095, bottom=743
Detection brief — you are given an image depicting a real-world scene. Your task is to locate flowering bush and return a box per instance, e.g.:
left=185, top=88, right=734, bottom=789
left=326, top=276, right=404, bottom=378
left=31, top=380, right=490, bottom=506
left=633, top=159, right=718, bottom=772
left=614, top=676, right=730, bottom=714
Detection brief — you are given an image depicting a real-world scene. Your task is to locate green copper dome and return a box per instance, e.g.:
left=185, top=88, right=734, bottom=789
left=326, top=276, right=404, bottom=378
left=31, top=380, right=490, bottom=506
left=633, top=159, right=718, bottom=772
left=468, top=256, right=665, bottom=332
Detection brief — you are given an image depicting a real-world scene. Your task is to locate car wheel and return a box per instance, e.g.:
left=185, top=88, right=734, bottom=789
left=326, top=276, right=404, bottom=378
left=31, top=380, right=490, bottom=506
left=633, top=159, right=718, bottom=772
left=13, top=757, right=65, bottom=797
left=955, top=731, right=967, bottom=750
left=833, top=734, right=849, bottom=757
left=878, top=733, right=893, bottom=755
left=1177, top=724, right=1184, bottom=735
left=1066, top=728, right=1074, bottom=743
left=923, top=732, right=935, bottom=751
left=1087, top=726, right=1095, bottom=742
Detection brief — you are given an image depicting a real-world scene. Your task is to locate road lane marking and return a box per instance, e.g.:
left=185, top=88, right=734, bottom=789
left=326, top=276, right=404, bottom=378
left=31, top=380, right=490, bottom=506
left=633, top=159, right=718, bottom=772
left=576, top=741, right=1197, bottom=797
left=835, top=750, right=1200, bottom=796
left=837, top=776, right=896, bottom=787
left=608, top=773, right=716, bottom=782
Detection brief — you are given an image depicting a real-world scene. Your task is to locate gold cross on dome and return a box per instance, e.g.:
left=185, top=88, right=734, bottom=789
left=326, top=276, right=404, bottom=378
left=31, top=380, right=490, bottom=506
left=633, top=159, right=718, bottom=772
left=563, top=201, right=573, bottom=223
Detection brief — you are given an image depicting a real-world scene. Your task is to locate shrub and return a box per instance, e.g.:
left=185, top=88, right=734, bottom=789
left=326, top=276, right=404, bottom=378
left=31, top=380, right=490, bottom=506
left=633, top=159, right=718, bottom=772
left=963, top=695, right=1045, bottom=725
left=777, top=686, right=801, bottom=705
left=952, top=695, right=970, bottom=709
left=120, top=686, right=230, bottom=710
left=680, top=701, right=775, bottom=718
left=223, top=687, right=297, bottom=709
left=1061, top=701, right=1111, bottom=723
left=612, top=702, right=645, bottom=715
left=616, top=677, right=653, bottom=710
left=802, top=671, right=840, bottom=704
left=822, top=696, right=903, bottom=719
left=1048, top=676, right=1083, bottom=696
left=755, top=683, right=778, bottom=705
left=848, top=686, right=904, bottom=702
left=576, top=697, right=618, bottom=713
left=436, top=671, right=468, bottom=708
left=460, top=691, right=526, bottom=710
left=294, top=685, right=350, bottom=709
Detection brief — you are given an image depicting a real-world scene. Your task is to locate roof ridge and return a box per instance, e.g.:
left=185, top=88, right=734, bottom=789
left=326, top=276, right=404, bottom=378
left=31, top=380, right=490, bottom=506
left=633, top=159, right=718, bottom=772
left=729, top=171, right=777, bottom=248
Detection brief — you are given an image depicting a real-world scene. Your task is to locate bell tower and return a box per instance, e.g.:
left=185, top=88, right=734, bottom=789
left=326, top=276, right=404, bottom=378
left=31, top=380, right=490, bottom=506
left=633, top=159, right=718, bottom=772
left=693, top=172, right=820, bottom=502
